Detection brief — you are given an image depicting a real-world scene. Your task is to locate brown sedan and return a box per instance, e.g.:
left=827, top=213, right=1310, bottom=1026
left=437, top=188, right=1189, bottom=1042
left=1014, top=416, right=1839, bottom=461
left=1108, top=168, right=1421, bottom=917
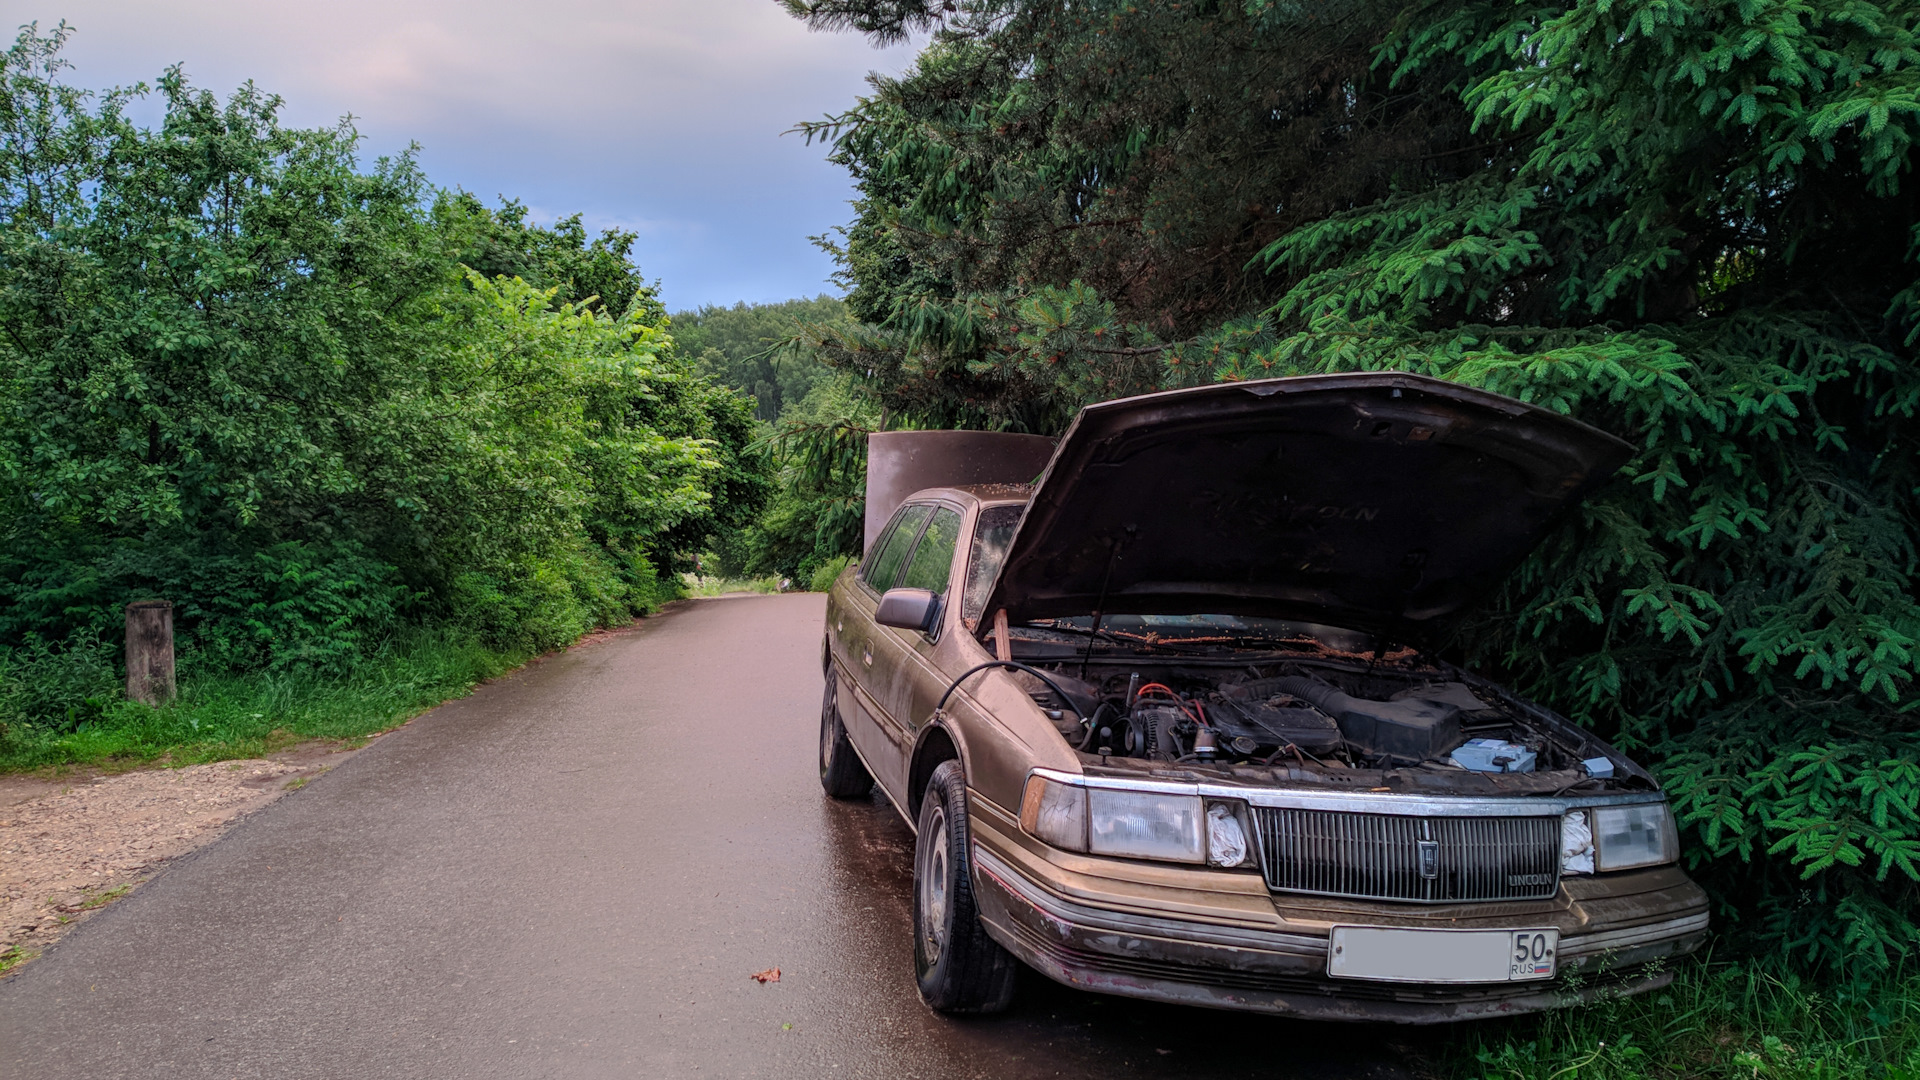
left=820, top=372, right=1707, bottom=1022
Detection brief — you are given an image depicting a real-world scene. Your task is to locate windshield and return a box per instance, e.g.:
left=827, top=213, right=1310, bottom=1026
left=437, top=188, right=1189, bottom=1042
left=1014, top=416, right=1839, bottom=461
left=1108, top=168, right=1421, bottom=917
left=961, top=504, right=1024, bottom=628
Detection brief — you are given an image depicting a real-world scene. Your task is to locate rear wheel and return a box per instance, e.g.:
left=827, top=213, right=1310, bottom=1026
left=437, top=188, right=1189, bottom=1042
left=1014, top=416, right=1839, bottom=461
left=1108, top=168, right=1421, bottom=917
left=819, top=668, right=872, bottom=799
left=912, top=760, right=1017, bottom=1013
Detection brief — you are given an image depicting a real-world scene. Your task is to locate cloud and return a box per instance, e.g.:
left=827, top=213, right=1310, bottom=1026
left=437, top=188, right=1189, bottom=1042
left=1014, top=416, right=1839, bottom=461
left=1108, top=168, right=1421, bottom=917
left=24, top=0, right=916, bottom=307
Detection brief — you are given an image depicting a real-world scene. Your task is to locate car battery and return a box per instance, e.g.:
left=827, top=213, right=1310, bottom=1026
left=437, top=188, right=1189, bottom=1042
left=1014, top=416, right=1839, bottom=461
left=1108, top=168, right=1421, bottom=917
left=1449, top=738, right=1537, bottom=773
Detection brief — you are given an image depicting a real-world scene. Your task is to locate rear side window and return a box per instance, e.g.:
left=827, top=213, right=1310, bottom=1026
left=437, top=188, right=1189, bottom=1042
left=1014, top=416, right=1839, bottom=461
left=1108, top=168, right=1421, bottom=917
left=898, top=508, right=962, bottom=594
left=962, top=504, right=1025, bottom=626
left=861, top=504, right=932, bottom=591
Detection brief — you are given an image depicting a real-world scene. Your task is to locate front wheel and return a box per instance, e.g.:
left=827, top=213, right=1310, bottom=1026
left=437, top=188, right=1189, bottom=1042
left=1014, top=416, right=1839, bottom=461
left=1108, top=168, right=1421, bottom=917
left=819, top=667, right=872, bottom=799
left=912, top=760, right=1017, bottom=1013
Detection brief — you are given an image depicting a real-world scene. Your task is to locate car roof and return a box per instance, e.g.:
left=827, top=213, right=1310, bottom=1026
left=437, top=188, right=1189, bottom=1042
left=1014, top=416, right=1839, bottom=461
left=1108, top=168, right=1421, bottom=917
left=906, top=483, right=1033, bottom=508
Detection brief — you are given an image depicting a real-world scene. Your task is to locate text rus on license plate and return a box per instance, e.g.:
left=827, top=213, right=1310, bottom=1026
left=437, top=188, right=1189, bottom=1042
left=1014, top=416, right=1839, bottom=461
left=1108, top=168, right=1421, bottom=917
left=1327, top=926, right=1558, bottom=983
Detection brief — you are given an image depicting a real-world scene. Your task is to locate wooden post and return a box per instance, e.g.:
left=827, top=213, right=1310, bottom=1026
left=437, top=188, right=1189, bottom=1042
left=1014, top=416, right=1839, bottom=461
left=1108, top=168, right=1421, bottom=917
left=125, top=601, right=176, bottom=705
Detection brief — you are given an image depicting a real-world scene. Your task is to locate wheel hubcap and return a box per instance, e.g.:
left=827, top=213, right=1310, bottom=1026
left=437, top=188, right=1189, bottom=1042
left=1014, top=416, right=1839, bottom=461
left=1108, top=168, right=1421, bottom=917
left=819, top=686, right=835, bottom=776
left=919, top=806, right=949, bottom=964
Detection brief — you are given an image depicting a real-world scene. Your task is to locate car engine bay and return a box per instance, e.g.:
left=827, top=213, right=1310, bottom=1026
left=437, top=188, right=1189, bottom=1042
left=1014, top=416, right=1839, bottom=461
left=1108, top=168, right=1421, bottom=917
left=1003, top=633, right=1650, bottom=795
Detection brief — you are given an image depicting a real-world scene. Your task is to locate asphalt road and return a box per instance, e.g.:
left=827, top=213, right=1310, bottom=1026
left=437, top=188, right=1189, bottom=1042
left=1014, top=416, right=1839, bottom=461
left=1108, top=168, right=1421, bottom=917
left=0, top=595, right=1425, bottom=1079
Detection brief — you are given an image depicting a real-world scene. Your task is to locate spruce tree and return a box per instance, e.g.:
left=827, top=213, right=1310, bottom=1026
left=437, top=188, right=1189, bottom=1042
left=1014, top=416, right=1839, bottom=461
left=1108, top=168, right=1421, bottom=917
left=788, top=0, right=1920, bottom=975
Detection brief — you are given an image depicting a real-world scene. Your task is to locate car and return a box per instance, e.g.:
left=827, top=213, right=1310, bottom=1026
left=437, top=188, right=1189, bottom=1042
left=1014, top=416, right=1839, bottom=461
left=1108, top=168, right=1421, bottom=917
left=819, top=371, right=1708, bottom=1023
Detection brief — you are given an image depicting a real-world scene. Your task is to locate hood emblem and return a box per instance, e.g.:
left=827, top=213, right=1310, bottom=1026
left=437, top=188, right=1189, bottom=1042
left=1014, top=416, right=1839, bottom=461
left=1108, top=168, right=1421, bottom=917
left=1417, top=839, right=1440, bottom=879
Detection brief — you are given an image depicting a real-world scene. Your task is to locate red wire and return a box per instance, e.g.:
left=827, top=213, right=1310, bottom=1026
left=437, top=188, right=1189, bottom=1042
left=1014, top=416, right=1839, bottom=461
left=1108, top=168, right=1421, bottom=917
left=1134, top=683, right=1180, bottom=703
left=1134, top=683, right=1208, bottom=727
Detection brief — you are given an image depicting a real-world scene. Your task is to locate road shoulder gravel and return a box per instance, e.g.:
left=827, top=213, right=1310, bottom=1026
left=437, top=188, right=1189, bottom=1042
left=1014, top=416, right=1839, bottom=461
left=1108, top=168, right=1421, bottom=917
left=1, top=743, right=360, bottom=972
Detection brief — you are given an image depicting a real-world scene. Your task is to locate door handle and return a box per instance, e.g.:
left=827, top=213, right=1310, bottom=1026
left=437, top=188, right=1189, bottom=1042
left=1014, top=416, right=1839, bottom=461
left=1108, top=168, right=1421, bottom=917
left=862, top=645, right=873, bottom=667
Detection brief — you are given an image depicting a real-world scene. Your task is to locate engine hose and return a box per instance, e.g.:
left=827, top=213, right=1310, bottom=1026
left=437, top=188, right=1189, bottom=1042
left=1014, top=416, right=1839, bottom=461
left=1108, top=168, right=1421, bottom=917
left=1078, top=701, right=1116, bottom=752
left=935, top=660, right=1088, bottom=722
left=1263, top=676, right=1347, bottom=713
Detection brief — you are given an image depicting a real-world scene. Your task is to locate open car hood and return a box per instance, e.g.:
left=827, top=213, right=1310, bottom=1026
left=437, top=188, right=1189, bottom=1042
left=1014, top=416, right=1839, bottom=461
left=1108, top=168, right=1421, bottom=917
left=977, top=373, right=1634, bottom=648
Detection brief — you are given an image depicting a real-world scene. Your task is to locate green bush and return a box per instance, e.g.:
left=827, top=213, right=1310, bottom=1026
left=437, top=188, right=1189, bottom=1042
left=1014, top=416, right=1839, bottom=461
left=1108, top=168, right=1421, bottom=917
left=449, top=544, right=679, bottom=654
left=0, top=538, right=411, bottom=675
left=807, top=555, right=853, bottom=594
left=0, top=24, right=764, bottom=752
left=180, top=543, right=412, bottom=674
left=0, top=633, right=121, bottom=736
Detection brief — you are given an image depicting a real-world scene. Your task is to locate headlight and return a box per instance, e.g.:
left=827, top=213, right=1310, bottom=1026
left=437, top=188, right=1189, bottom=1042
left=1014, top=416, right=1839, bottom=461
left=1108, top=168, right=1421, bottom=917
left=1592, top=803, right=1678, bottom=872
left=1020, top=775, right=1205, bottom=864
left=1088, top=788, right=1205, bottom=863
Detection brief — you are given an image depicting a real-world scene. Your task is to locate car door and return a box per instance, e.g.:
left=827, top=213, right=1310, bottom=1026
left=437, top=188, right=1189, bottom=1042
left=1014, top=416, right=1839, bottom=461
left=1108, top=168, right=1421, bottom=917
left=840, top=503, right=932, bottom=797
left=879, top=505, right=964, bottom=778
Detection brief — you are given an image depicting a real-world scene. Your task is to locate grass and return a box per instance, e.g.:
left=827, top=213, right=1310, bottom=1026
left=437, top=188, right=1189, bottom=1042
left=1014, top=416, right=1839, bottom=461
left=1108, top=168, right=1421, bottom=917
left=679, top=573, right=785, bottom=597
left=50, top=883, right=137, bottom=924
left=69, top=884, right=134, bottom=913
left=1425, top=957, right=1918, bottom=1080
left=0, top=628, right=535, bottom=773
left=0, top=945, right=31, bottom=974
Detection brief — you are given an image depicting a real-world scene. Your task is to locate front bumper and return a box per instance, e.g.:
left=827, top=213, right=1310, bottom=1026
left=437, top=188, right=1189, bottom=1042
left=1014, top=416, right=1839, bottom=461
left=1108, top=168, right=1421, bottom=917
left=971, top=844, right=1708, bottom=1024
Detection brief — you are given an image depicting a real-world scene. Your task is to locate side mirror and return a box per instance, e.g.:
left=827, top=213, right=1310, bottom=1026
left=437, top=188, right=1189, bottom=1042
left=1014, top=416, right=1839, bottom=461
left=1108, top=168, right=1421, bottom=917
left=876, top=587, right=942, bottom=634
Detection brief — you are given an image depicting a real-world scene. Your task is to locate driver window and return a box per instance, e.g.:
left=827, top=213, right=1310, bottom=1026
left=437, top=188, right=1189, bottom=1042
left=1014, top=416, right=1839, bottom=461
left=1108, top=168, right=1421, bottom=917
left=861, top=504, right=932, bottom=591
left=898, top=508, right=962, bottom=595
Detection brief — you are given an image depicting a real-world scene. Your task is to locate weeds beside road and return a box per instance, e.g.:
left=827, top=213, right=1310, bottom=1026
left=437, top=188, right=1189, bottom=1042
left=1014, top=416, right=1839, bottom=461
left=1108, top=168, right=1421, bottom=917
left=680, top=574, right=786, bottom=598
left=1430, top=959, right=1917, bottom=1080
left=0, top=629, right=531, bottom=774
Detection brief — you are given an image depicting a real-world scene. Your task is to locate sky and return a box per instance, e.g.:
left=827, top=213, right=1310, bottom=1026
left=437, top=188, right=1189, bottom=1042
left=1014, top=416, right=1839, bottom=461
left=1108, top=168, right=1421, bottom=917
left=7, top=0, right=919, bottom=310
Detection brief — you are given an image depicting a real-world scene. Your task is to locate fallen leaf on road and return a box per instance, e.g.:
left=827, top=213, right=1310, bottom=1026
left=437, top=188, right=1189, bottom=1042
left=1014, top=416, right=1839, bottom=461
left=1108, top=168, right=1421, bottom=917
left=751, top=967, right=781, bottom=984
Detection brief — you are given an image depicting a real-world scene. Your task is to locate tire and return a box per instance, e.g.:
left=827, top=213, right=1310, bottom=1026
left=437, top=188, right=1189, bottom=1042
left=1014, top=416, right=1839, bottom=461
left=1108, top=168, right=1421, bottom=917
left=912, top=760, right=1017, bottom=1013
left=819, top=667, right=873, bottom=799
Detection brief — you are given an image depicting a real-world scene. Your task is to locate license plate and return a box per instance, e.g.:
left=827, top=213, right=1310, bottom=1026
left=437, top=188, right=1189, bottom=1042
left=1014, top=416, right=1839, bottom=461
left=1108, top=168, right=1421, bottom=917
left=1327, top=926, right=1558, bottom=983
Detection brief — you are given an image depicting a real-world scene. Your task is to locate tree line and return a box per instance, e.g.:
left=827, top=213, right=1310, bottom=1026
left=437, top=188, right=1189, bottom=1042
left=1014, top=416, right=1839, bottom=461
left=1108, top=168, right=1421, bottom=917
left=776, top=0, right=1920, bottom=979
left=0, top=26, right=767, bottom=730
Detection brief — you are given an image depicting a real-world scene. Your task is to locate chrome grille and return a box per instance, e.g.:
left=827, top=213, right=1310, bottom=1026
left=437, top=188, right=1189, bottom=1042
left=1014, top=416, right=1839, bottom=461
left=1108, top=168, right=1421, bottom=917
left=1252, top=807, right=1560, bottom=903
